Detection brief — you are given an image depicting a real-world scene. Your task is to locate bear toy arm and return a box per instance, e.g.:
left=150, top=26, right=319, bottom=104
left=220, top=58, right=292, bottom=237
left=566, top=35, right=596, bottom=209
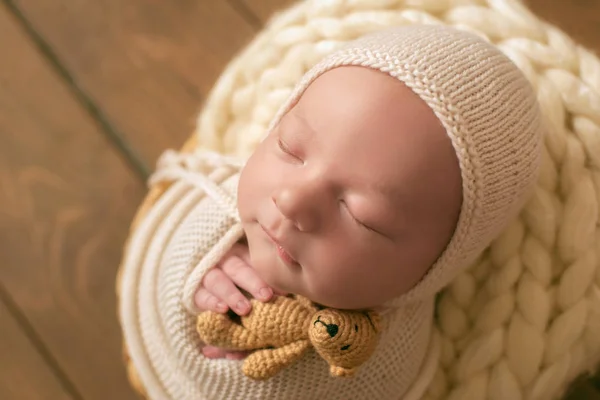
left=196, top=310, right=266, bottom=350
left=242, top=339, right=311, bottom=380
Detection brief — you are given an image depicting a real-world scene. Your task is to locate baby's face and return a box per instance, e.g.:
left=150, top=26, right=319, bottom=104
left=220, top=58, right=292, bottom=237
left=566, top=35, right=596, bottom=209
left=238, top=66, right=462, bottom=309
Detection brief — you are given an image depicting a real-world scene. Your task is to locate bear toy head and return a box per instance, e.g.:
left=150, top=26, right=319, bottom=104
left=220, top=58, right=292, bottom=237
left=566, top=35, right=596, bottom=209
left=308, top=308, right=381, bottom=377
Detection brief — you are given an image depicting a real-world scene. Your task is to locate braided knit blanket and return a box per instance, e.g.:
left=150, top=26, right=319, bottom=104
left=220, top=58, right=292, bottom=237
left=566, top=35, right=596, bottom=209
left=119, top=0, right=600, bottom=399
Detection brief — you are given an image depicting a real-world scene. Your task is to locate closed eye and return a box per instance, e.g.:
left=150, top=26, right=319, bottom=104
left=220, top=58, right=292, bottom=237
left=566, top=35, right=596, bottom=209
left=277, top=137, right=292, bottom=155
left=277, top=137, right=302, bottom=162
left=340, top=200, right=381, bottom=235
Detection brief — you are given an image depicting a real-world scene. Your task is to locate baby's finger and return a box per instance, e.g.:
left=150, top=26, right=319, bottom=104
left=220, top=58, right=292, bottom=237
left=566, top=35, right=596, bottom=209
left=221, top=255, right=273, bottom=302
left=224, top=351, right=250, bottom=361
left=230, top=242, right=252, bottom=264
left=194, top=287, right=228, bottom=313
left=201, top=346, right=228, bottom=359
left=202, top=268, right=251, bottom=315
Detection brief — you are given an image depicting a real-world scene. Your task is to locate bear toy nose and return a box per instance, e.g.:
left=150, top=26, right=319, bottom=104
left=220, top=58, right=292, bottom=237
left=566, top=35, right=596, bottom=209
left=326, top=324, right=338, bottom=338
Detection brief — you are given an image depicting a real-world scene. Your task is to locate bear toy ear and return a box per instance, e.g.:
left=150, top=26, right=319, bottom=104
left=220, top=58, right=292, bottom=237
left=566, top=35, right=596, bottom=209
left=329, top=365, right=356, bottom=378
left=364, top=310, right=382, bottom=334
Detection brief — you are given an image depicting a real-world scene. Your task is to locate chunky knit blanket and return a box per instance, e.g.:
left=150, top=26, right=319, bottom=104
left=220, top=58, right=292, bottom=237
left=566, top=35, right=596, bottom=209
left=118, top=0, right=600, bottom=399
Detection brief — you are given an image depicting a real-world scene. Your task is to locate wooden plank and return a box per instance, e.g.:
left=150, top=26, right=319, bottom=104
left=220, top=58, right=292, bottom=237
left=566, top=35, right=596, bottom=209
left=525, top=0, right=600, bottom=54
left=564, top=379, right=600, bottom=400
left=10, top=0, right=258, bottom=169
left=0, top=4, right=144, bottom=400
left=240, top=0, right=297, bottom=26
left=0, top=299, right=74, bottom=400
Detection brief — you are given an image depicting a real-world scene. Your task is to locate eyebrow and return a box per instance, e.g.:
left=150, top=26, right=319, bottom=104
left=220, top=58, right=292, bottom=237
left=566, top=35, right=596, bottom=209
left=290, top=111, right=316, bottom=137
left=292, top=109, right=397, bottom=201
left=368, top=180, right=397, bottom=200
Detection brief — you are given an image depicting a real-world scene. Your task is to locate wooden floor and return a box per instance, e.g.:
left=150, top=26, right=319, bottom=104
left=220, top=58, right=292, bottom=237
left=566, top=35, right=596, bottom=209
left=1, top=1, right=599, bottom=399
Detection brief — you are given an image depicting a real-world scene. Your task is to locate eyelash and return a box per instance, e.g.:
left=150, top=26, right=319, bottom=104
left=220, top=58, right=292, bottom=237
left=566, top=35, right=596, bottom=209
left=340, top=200, right=378, bottom=234
left=277, top=137, right=299, bottom=159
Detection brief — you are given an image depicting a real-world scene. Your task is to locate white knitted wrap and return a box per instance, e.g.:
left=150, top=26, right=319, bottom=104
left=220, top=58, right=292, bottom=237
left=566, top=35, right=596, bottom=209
left=118, top=1, right=600, bottom=399
left=120, top=149, right=439, bottom=399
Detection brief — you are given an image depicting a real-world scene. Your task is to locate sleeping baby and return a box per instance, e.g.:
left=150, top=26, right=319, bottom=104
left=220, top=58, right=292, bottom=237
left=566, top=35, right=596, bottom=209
left=126, top=24, right=543, bottom=399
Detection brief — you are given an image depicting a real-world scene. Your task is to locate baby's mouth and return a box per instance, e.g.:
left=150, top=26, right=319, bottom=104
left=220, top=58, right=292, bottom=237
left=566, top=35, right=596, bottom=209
left=260, top=224, right=300, bottom=267
left=274, top=242, right=299, bottom=267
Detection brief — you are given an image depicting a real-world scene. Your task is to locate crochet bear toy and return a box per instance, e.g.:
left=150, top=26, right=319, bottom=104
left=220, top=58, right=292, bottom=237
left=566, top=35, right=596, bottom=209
left=196, top=294, right=381, bottom=380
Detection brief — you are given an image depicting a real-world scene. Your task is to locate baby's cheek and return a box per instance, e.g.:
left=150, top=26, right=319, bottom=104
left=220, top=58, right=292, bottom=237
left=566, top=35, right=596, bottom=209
left=304, top=240, right=404, bottom=308
left=302, top=262, right=358, bottom=308
left=245, top=235, right=270, bottom=275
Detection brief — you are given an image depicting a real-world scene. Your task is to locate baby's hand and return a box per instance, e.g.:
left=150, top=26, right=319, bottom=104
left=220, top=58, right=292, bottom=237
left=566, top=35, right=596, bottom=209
left=195, top=242, right=274, bottom=315
left=196, top=242, right=274, bottom=360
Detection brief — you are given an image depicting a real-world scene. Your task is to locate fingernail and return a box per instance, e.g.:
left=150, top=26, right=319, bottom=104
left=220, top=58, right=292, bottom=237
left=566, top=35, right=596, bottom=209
left=236, top=300, right=249, bottom=313
left=216, top=302, right=227, bottom=312
left=259, top=287, right=272, bottom=300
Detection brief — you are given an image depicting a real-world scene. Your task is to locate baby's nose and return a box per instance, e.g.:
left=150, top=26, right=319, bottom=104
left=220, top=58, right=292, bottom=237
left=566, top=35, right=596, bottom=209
left=272, top=185, right=323, bottom=231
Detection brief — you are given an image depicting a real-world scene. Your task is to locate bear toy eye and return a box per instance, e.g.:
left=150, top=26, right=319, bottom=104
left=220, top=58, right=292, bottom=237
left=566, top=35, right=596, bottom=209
left=341, top=344, right=350, bottom=351
left=355, top=324, right=358, bottom=332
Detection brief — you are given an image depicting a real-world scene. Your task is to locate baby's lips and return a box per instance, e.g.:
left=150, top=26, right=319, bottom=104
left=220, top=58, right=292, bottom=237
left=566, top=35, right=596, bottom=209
left=273, top=288, right=288, bottom=296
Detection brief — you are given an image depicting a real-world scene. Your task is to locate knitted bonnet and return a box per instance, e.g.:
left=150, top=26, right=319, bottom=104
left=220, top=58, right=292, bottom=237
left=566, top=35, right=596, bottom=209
left=267, top=24, right=544, bottom=306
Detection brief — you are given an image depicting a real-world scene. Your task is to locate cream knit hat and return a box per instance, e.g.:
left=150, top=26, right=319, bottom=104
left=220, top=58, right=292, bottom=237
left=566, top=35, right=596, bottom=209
left=267, top=24, right=544, bottom=306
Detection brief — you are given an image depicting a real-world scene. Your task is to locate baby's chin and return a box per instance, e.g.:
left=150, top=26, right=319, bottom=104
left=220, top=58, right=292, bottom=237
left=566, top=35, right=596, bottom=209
left=301, top=286, right=394, bottom=310
left=267, top=282, right=387, bottom=310
left=262, top=275, right=295, bottom=297
left=248, top=257, right=293, bottom=296
left=247, top=247, right=298, bottom=295
left=248, top=243, right=385, bottom=309
left=254, top=262, right=387, bottom=309
left=309, top=297, right=380, bottom=311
